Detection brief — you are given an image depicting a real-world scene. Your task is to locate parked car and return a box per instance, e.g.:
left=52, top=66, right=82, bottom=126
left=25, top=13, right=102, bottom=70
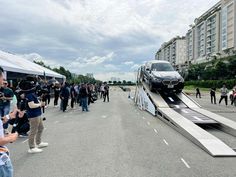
left=142, top=60, right=184, bottom=93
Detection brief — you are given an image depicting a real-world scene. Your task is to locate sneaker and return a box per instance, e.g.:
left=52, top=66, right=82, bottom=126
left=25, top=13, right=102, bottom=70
left=28, top=148, right=43, bottom=154
left=37, top=142, right=49, bottom=148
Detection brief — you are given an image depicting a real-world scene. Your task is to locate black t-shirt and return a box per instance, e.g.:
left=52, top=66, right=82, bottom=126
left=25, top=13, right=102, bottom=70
left=70, top=87, right=75, bottom=98
left=26, top=93, right=42, bottom=118
left=104, top=85, right=109, bottom=93
left=80, top=87, right=88, bottom=98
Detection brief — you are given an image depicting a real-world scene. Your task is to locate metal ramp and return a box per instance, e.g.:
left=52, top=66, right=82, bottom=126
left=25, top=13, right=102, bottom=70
left=159, top=91, right=218, bottom=124
left=135, top=82, right=236, bottom=157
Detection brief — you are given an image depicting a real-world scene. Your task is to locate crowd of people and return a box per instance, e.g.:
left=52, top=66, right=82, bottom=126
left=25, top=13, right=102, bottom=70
left=0, top=66, right=110, bottom=177
left=53, top=81, right=110, bottom=112
left=195, top=84, right=236, bottom=106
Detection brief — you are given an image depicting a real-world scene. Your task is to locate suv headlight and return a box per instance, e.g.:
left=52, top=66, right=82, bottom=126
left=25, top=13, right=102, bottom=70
left=179, top=77, right=184, bottom=83
left=153, top=77, right=162, bottom=82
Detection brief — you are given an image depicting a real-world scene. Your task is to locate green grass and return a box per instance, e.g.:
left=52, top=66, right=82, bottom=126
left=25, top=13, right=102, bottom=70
left=184, top=85, right=212, bottom=93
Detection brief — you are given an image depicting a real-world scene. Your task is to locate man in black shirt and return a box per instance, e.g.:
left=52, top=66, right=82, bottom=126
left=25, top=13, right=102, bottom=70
left=103, top=82, right=109, bottom=102
left=60, top=82, right=70, bottom=112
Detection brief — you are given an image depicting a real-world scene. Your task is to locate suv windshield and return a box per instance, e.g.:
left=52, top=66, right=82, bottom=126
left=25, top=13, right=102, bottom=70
left=151, top=63, right=175, bottom=71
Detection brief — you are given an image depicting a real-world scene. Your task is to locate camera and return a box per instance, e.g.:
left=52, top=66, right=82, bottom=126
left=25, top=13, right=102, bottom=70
left=0, top=91, right=4, bottom=98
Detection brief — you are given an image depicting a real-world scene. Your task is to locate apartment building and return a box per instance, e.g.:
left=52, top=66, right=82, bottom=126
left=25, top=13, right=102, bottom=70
left=186, top=1, right=221, bottom=64
left=155, top=0, right=236, bottom=67
left=221, top=0, right=235, bottom=51
left=155, top=37, right=187, bottom=69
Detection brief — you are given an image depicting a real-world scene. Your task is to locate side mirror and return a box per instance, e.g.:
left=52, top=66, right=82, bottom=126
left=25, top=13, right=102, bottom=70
left=146, top=68, right=150, bottom=71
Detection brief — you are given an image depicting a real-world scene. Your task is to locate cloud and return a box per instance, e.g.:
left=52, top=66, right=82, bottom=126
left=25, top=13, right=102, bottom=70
left=0, top=0, right=219, bottom=80
left=123, top=61, right=134, bottom=65
left=95, top=72, right=137, bottom=81
left=131, top=64, right=140, bottom=71
left=104, top=64, right=120, bottom=71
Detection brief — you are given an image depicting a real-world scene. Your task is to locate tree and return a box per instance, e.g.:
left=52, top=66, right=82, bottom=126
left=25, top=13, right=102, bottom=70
left=113, top=81, right=117, bottom=85
left=215, top=61, right=228, bottom=79
left=122, top=80, right=127, bottom=85
left=108, top=81, right=112, bottom=84
left=224, top=48, right=231, bottom=56
left=228, top=58, right=236, bottom=78
left=34, top=60, right=52, bottom=70
left=127, top=81, right=132, bottom=85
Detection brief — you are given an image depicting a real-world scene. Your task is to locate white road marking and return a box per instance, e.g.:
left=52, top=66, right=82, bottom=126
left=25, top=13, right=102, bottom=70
left=102, top=115, right=107, bottom=118
left=193, top=116, right=203, bottom=121
left=182, top=109, right=189, bottom=113
left=181, top=158, right=190, bottom=168
left=147, top=121, right=150, bottom=125
left=168, top=97, right=174, bottom=102
left=175, top=105, right=180, bottom=109
left=142, top=117, right=146, bottom=120
left=163, top=139, right=169, bottom=146
left=154, top=129, right=158, bottom=134
left=54, top=121, right=59, bottom=124
left=22, top=139, right=28, bottom=144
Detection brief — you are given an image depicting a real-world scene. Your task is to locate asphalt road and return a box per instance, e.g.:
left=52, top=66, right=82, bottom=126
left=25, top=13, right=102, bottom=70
left=8, top=87, right=236, bottom=177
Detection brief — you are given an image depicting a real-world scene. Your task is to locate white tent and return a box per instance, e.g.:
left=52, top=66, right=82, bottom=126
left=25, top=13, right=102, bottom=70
left=0, top=50, right=65, bottom=79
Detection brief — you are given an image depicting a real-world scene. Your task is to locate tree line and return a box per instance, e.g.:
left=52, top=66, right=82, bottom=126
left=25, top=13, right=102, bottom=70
left=34, top=61, right=101, bottom=84
left=186, top=56, right=236, bottom=81
left=184, top=56, right=236, bottom=89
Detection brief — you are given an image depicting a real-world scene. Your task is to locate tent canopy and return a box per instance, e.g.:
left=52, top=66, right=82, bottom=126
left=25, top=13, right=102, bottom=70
left=0, top=50, right=65, bottom=79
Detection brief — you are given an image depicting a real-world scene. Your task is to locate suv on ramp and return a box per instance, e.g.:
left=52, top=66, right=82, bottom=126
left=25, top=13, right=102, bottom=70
left=142, top=60, right=184, bottom=93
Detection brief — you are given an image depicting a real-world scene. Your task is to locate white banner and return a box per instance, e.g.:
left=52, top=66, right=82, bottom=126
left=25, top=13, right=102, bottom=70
left=142, top=88, right=156, bottom=115
left=135, top=86, right=156, bottom=116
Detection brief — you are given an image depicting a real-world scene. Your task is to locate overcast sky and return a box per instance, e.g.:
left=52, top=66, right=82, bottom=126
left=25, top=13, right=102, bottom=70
left=0, top=0, right=219, bottom=81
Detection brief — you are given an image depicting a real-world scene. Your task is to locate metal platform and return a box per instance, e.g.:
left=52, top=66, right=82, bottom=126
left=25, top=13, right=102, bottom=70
left=135, top=82, right=236, bottom=157
left=159, top=91, right=218, bottom=125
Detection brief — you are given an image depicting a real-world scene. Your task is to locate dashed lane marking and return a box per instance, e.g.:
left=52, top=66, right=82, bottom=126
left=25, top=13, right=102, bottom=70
left=163, top=139, right=169, bottom=146
left=142, top=117, right=146, bottom=120
left=102, top=115, right=107, bottom=118
left=182, top=109, right=189, bottom=113
left=181, top=158, right=190, bottom=168
left=192, top=116, right=203, bottom=121
left=154, top=129, right=158, bottom=134
left=168, top=97, right=174, bottom=102
left=54, top=121, right=59, bottom=124
left=147, top=121, right=150, bottom=125
left=175, top=105, right=180, bottom=109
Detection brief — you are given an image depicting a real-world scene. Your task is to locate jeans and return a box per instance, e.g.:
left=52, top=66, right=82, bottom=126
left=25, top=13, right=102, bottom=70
left=62, top=98, right=69, bottom=112
left=219, top=95, right=228, bottom=105
left=103, top=92, right=109, bottom=102
left=211, top=94, right=216, bottom=104
left=71, top=98, right=75, bottom=108
left=54, top=94, right=59, bottom=106
left=81, top=97, right=88, bottom=111
left=0, top=159, right=13, bottom=177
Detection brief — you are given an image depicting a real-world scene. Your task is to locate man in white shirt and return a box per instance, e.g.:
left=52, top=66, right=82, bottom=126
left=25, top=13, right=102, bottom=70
left=219, top=84, right=228, bottom=106
left=0, top=66, right=18, bottom=177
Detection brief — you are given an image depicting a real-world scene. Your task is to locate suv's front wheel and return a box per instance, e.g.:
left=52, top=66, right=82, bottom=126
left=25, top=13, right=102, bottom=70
left=149, top=80, right=154, bottom=92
